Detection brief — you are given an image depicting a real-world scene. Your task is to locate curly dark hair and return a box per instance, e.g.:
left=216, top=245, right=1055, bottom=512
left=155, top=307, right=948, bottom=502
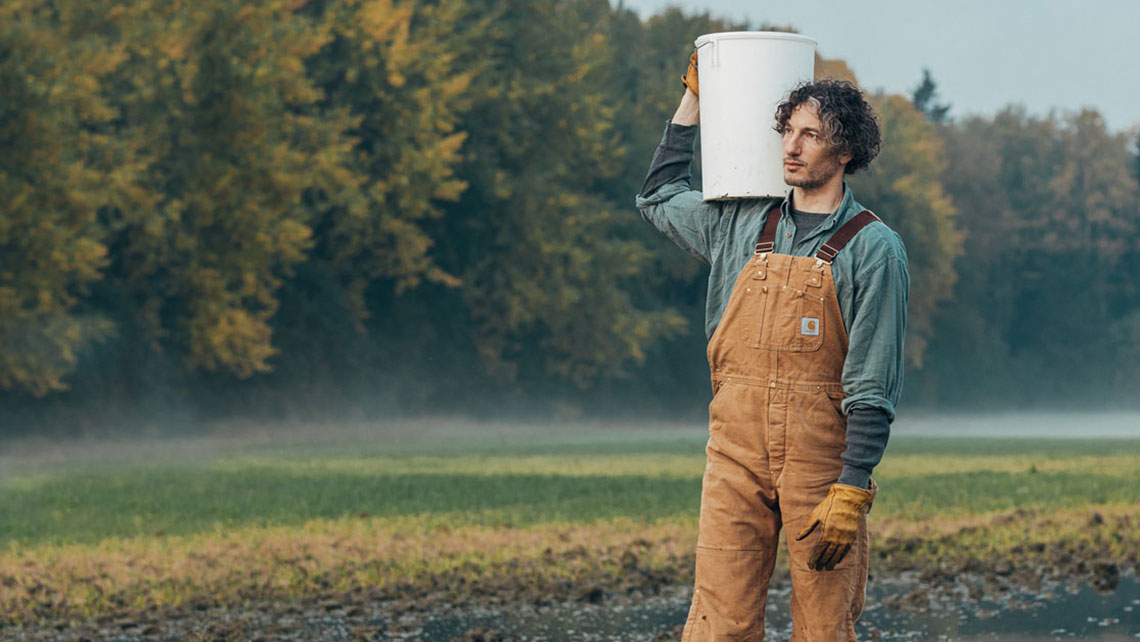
left=773, top=80, right=882, bottom=175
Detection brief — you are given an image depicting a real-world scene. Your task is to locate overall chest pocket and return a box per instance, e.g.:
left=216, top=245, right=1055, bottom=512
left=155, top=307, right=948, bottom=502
left=743, top=270, right=826, bottom=352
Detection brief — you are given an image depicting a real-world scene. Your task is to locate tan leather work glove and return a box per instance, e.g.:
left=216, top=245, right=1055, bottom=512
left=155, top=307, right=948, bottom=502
left=681, top=49, right=699, bottom=96
left=795, top=483, right=874, bottom=571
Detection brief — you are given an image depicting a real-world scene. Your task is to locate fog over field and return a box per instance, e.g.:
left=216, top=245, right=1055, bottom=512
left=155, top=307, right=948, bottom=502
left=895, top=412, right=1140, bottom=438
left=4, top=413, right=1140, bottom=476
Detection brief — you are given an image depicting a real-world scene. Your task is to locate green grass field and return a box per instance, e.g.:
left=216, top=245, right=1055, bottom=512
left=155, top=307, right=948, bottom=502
left=2, top=421, right=1139, bottom=627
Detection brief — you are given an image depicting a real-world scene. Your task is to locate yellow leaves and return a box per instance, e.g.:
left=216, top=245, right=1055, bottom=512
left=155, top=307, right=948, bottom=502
left=431, top=178, right=467, bottom=202
left=275, top=220, right=313, bottom=264
left=435, top=129, right=466, bottom=159
left=280, top=72, right=323, bottom=105
left=0, top=314, right=114, bottom=397
left=294, top=27, right=335, bottom=59
left=556, top=193, right=582, bottom=209
left=356, top=0, right=412, bottom=43
left=815, top=55, right=858, bottom=83
left=156, top=33, right=192, bottom=62
left=277, top=56, right=303, bottom=75
left=70, top=239, right=109, bottom=282
left=426, top=266, right=461, bottom=288
left=189, top=305, right=278, bottom=379
left=81, top=46, right=129, bottom=76
left=69, top=72, right=96, bottom=93
left=75, top=96, right=118, bottom=124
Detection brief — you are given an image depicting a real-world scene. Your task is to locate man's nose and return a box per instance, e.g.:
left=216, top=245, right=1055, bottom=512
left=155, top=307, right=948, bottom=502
left=783, top=133, right=800, bottom=155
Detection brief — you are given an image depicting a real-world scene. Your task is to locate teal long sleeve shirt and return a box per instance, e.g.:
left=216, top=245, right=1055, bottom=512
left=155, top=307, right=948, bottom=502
left=635, top=123, right=910, bottom=425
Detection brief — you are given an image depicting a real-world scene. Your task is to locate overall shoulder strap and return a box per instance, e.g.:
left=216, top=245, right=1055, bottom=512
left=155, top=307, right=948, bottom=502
left=754, top=209, right=782, bottom=254
left=815, top=210, right=880, bottom=263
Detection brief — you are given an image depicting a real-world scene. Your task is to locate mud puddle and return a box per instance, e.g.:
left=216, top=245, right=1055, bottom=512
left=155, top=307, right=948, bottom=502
left=5, top=575, right=1137, bottom=641
left=399, top=575, right=1140, bottom=641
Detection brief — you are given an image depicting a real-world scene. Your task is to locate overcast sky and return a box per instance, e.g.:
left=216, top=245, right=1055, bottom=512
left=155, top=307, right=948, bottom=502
left=616, top=0, right=1140, bottom=134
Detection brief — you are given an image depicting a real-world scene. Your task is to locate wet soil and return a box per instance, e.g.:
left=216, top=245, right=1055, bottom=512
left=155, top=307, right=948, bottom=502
left=3, top=529, right=1137, bottom=642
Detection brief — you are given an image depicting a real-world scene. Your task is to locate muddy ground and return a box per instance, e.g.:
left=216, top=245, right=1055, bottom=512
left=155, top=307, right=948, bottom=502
left=3, top=525, right=1135, bottom=642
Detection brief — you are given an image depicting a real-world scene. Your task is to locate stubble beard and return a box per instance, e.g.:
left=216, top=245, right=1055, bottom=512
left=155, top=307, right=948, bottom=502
left=784, top=158, right=843, bottom=191
left=784, top=169, right=830, bottom=191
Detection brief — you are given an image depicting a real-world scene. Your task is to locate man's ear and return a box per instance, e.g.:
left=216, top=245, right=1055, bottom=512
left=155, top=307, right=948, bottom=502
left=839, top=152, right=853, bottom=165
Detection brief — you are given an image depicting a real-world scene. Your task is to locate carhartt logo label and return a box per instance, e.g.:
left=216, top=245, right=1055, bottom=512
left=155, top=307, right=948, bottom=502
left=801, top=318, right=820, bottom=336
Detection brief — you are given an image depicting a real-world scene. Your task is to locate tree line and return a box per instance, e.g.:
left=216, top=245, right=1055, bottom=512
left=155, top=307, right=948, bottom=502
left=2, top=0, right=1137, bottom=436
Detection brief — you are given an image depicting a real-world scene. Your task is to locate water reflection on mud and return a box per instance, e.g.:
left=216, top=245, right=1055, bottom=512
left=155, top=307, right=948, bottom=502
left=860, top=574, right=1139, bottom=640
left=406, top=575, right=1140, bottom=641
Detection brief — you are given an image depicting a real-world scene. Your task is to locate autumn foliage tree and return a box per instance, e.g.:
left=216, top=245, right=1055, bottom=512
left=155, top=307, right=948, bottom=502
left=917, top=107, right=1140, bottom=406
left=93, top=0, right=358, bottom=379
left=302, top=0, right=473, bottom=318
left=2, top=1, right=1138, bottom=434
left=432, top=0, right=688, bottom=386
left=849, top=93, right=962, bottom=368
left=0, top=1, right=116, bottom=395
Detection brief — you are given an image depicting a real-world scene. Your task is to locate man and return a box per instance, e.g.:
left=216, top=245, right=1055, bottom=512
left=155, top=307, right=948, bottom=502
left=635, top=55, right=908, bottom=641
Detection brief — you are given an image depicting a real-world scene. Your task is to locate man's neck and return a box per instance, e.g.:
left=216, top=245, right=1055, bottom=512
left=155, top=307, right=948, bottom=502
left=791, top=179, right=845, bottom=214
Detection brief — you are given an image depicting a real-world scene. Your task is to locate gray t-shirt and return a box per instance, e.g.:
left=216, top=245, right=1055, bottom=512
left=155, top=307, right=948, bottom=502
left=791, top=208, right=829, bottom=248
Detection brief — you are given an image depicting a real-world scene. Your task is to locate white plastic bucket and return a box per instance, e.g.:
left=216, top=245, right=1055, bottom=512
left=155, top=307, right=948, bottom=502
left=695, top=32, right=816, bottom=200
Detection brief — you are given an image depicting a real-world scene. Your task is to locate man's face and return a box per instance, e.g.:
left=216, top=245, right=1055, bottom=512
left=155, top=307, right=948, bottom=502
left=780, top=103, right=850, bottom=191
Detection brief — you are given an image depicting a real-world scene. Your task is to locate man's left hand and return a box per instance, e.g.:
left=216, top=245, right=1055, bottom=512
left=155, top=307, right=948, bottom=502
left=795, top=483, right=874, bottom=571
left=680, top=49, right=699, bottom=96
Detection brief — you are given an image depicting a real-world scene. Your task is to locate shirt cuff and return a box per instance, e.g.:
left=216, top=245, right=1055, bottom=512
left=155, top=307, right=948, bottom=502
left=837, top=405, right=891, bottom=488
left=638, top=121, right=699, bottom=198
left=838, top=465, right=872, bottom=489
left=662, top=120, right=698, bottom=149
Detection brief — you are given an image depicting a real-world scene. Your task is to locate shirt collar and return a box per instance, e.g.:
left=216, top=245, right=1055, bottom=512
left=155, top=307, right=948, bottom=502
left=780, top=182, right=859, bottom=236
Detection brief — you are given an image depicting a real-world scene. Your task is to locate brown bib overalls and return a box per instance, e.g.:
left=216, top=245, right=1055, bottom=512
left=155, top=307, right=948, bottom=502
left=682, top=210, right=881, bottom=642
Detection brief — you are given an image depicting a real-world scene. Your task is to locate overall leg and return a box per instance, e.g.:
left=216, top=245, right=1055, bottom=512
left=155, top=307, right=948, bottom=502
left=683, top=384, right=781, bottom=642
left=785, top=502, right=869, bottom=642
left=780, top=391, right=872, bottom=642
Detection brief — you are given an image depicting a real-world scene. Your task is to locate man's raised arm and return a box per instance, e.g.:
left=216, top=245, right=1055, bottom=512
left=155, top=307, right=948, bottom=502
left=635, top=52, right=719, bottom=264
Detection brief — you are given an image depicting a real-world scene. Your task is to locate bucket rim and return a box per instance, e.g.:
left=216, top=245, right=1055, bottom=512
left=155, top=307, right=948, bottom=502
left=694, top=31, right=817, bottom=47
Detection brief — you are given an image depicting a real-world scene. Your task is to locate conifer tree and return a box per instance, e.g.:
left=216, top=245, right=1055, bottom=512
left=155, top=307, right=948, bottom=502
left=911, top=68, right=951, bottom=124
